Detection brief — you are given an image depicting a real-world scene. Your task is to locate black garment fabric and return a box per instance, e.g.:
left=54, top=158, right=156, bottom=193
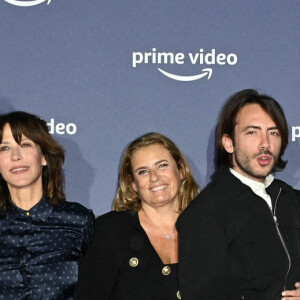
left=177, top=166, right=300, bottom=300
left=75, top=210, right=180, bottom=300
left=0, top=198, right=94, bottom=300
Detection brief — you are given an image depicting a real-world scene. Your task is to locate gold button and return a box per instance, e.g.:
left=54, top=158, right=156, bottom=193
left=162, top=266, right=171, bottom=275
left=129, top=257, right=139, bottom=267
left=26, top=212, right=30, bottom=216
left=177, top=291, right=181, bottom=299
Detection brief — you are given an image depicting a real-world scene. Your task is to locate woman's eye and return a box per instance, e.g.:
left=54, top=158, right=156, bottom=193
left=158, top=163, right=168, bottom=168
left=21, top=143, right=31, bottom=148
left=0, top=146, right=9, bottom=151
left=138, top=169, right=148, bottom=175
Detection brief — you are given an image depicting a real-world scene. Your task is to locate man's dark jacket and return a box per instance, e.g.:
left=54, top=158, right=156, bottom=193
left=177, top=166, right=300, bottom=300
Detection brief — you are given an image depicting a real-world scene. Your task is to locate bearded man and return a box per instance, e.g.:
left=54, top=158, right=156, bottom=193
left=177, top=89, right=300, bottom=300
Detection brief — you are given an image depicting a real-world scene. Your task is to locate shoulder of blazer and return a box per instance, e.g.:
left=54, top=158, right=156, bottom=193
left=95, top=210, right=141, bottom=234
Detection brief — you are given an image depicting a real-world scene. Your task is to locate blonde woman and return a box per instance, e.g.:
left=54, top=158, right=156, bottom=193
left=75, top=132, right=199, bottom=300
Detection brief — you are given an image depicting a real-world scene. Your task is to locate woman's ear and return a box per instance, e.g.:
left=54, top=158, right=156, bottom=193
left=131, top=179, right=137, bottom=192
left=41, top=156, right=47, bottom=166
left=179, top=161, right=185, bottom=180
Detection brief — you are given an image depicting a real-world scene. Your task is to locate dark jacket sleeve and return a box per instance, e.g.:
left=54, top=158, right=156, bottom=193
left=177, top=190, right=229, bottom=300
left=74, top=214, right=120, bottom=300
left=82, top=210, right=95, bottom=255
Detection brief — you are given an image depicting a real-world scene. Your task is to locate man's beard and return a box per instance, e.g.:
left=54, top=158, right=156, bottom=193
left=234, top=148, right=278, bottom=180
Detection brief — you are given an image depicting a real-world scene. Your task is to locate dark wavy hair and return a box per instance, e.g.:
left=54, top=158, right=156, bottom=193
left=113, top=132, right=200, bottom=213
left=216, top=89, right=288, bottom=171
left=0, top=111, right=65, bottom=212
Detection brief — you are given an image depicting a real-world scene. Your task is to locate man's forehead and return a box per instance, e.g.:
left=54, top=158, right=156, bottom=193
left=235, top=104, right=276, bottom=126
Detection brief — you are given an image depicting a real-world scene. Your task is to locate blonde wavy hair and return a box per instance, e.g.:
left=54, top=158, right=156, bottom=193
left=113, top=132, right=200, bottom=213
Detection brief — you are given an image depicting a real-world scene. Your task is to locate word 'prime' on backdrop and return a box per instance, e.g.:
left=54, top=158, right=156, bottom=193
left=132, top=48, right=238, bottom=81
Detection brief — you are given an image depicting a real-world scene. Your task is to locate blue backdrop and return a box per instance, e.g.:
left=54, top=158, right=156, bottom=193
left=0, top=0, right=299, bottom=216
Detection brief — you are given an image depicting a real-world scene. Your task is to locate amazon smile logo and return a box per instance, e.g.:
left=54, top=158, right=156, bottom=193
left=3, top=0, right=51, bottom=6
left=132, top=48, right=238, bottom=82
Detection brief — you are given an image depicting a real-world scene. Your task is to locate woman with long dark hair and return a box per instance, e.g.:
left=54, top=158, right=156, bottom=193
left=0, top=111, right=94, bottom=300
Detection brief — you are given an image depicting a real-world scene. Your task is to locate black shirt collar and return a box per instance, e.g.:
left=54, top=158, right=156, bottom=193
left=6, top=197, right=53, bottom=222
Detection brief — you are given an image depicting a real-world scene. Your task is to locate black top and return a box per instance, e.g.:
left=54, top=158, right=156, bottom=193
left=0, top=198, right=94, bottom=300
left=177, top=166, right=300, bottom=300
left=75, top=210, right=180, bottom=300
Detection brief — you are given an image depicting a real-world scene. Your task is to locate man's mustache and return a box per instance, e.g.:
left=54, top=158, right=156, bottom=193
left=253, top=149, right=274, bottom=158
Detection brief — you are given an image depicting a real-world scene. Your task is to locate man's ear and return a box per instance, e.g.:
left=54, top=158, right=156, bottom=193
left=222, top=134, right=234, bottom=153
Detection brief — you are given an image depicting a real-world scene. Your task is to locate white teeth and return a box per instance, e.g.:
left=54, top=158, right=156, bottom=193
left=150, top=185, right=167, bottom=192
left=12, top=167, right=28, bottom=172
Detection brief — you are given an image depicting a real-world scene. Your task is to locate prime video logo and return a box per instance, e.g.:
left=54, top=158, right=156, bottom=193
left=132, top=48, right=238, bottom=82
left=3, top=0, right=51, bottom=7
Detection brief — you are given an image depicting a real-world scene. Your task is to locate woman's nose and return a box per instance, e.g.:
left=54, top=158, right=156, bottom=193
left=11, top=147, right=22, bottom=161
left=149, top=170, right=160, bottom=182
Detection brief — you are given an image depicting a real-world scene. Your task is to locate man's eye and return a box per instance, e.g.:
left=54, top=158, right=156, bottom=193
left=270, top=131, right=280, bottom=136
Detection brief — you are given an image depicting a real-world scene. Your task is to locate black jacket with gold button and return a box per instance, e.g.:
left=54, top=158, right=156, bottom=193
left=177, top=165, right=300, bottom=300
left=75, top=210, right=180, bottom=300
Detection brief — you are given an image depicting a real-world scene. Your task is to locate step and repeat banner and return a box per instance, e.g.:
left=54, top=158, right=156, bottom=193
left=0, top=0, right=299, bottom=216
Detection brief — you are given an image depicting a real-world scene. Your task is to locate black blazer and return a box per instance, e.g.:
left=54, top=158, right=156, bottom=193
left=75, top=210, right=180, bottom=300
left=177, top=166, right=300, bottom=300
